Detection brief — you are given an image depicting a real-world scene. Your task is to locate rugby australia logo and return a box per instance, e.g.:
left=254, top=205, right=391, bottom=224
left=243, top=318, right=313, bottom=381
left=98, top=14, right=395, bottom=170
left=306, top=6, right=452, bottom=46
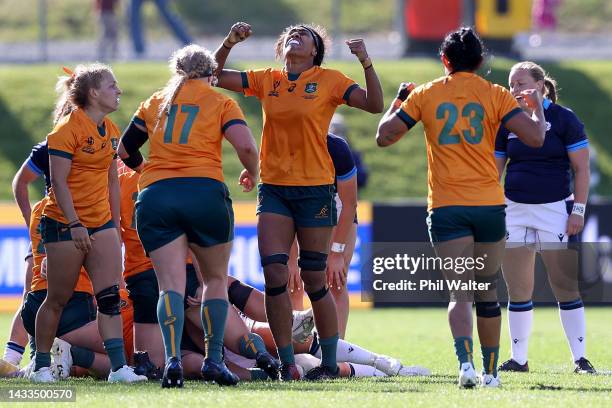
left=304, top=82, right=317, bottom=93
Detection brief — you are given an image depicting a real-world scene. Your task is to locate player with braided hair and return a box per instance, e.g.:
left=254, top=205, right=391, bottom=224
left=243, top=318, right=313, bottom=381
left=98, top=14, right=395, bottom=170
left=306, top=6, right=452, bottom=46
left=118, top=44, right=259, bottom=388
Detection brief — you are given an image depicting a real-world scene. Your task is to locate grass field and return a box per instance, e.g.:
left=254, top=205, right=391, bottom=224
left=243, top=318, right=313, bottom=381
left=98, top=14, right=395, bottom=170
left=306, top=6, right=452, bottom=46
left=0, top=307, right=610, bottom=407
left=2, top=59, right=612, bottom=203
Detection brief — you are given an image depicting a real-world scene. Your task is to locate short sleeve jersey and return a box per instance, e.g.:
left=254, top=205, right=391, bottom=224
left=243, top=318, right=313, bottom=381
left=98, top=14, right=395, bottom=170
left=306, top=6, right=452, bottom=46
left=26, top=140, right=51, bottom=194
left=30, top=198, right=94, bottom=294
left=242, top=66, right=358, bottom=186
left=118, top=169, right=152, bottom=278
left=44, top=109, right=120, bottom=226
left=495, top=99, right=588, bottom=204
left=133, top=80, right=246, bottom=190
left=397, top=72, right=521, bottom=210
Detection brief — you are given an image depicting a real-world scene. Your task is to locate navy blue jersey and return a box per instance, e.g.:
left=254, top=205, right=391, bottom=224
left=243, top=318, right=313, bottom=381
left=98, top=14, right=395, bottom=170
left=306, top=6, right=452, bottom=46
left=495, top=99, right=588, bottom=204
left=26, top=140, right=51, bottom=194
left=327, top=133, right=358, bottom=224
left=327, top=133, right=357, bottom=186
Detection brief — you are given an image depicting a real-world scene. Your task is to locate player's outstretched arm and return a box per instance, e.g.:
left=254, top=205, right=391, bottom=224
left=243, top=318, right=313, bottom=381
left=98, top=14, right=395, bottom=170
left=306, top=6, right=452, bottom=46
left=345, top=39, right=384, bottom=113
left=214, top=22, right=252, bottom=93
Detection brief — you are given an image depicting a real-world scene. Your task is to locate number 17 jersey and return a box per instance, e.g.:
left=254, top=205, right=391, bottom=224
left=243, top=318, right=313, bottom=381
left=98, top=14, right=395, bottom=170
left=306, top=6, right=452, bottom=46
left=133, top=80, right=247, bottom=190
left=397, top=72, right=521, bottom=210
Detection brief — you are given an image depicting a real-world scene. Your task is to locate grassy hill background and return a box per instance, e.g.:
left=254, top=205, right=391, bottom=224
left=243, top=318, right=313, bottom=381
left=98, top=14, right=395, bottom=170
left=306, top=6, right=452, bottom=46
left=1, top=59, right=611, bottom=202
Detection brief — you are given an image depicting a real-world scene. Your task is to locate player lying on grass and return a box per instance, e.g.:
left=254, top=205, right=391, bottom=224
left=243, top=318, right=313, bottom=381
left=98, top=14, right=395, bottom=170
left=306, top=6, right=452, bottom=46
left=187, top=278, right=430, bottom=379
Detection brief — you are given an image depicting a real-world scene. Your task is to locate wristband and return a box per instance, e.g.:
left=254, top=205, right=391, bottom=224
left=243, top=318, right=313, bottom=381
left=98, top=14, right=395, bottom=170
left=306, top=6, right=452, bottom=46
left=363, top=63, right=373, bottom=70
left=69, top=222, right=84, bottom=229
left=331, top=242, right=346, bottom=253
left=223, top=39, right=236, bottom=49
left=360, top=57, right=371, bottom=67
left=571, top=203, right=586, bottom=217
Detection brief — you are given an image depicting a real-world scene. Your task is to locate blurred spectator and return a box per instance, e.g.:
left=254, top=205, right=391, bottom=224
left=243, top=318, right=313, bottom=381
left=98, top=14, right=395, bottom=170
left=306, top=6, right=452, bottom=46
left=532, top=0, right=562, bottom=31
left=329, top=113, right=369, bottom=191
left=96, top=0, right=119, bottom=61
left=128, top=0, right=193, bottom=57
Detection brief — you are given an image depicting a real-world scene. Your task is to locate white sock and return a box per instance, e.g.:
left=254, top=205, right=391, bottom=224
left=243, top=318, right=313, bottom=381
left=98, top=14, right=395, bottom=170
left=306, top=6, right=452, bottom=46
left=3, top=342, right=25, bottom=366
left=350, top=363, right=386, bottom=377
left=313, top=338, right=377, bottom=366
left=508, top=301, right=533, bottom=365
left=559, top=301, right=586, bottom=362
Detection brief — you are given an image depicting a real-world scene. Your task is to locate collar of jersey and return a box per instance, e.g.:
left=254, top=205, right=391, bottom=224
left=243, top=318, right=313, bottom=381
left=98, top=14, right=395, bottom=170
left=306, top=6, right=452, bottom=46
left=543, top=98, right=552, bottom=110
left=74, top=108, right=107, bottom=136
left=283, top=65, right=317, bottom=81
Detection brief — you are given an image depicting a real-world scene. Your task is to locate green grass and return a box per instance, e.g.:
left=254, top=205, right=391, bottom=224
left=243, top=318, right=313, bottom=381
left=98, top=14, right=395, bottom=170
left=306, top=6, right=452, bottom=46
left=0, top=307, right=611, bottom=407
left=2, top=59, right=612, bottom=202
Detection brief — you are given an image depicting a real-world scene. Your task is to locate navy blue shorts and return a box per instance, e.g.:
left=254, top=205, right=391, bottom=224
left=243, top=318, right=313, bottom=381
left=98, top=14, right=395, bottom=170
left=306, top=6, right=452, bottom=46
left=136, top=177, right=234, bottom=253
left=427, top=205, right=506, bottom=243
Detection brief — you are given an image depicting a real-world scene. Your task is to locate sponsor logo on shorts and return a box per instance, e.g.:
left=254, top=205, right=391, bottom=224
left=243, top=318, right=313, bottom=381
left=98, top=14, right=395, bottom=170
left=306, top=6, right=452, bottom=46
left=557, top=233, right=565, bottom=241
left=164, top=316, right=176, bottom=325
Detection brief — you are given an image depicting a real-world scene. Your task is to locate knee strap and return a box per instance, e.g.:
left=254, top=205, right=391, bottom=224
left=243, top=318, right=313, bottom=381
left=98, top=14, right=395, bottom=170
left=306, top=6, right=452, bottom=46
left=475, top=302, right=501, bottom=318
left=228, top=279, right=255, bottom=312
left=306, top=285, right=329, bottom=302
left=96, top=285, right=121, bottom=316
left=261, top=253, right=289, bottom=268
left=265, top=284, right=287, bottom=297
left=298, top=250, right=327, bottom=272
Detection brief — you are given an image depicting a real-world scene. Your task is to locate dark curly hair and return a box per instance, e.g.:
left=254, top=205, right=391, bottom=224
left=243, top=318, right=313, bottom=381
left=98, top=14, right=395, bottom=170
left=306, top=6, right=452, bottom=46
left=274, top=24, right=330, bottom=66
left=439, top=27, right=485, bottom=74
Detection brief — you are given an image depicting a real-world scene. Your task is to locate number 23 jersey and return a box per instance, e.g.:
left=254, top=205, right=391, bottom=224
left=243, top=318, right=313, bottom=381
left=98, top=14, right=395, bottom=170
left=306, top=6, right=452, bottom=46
left=398, top=72, right=521, bottom=210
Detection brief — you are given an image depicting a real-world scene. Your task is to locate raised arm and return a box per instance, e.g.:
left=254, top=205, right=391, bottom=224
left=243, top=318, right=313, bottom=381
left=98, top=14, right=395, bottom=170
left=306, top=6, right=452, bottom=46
left=376, top=82, right=415, bottom=147
left=504, top=89, right=547, bottom=148
left=214, top=22, right=252, bottom=93
left=345, top=39, right=383, bottom=113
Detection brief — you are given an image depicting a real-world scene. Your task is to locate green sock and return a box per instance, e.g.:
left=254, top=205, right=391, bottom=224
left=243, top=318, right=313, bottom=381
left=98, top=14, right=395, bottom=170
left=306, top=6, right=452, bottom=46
left=481, top=345, right=499, bottom=376
left=70, top=345, right=95, bottom=369
left=239, top=333, right=267, bottom=359
left=34, top=351, right=51, bottom=371
left=157, top=290, right=184, bottom=361
left=201, top=299, right=228, bottom=363
left=249, top=368, right=269, bottom=381
left=277, top=344, right=295, bottom=365
left=319, top=334, right=339, bottom=370
left=103, top=338, right=126, bottom=372
left=453, top=336, right=474, bottom=367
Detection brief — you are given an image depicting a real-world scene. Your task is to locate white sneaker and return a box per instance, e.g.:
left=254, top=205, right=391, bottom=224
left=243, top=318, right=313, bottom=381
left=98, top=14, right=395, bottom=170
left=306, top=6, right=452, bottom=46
left=29, top=366, right=57, bottom=383
left=458, top=362, right=477, bottom=388
left=52, top=338, right=73, bottom=379
left=18, top=360, right=35, bottom=378
left=398, top=365, right=431, bottom=377
left=292, top=308, right=315, bottom=343
left=108, top=365, right=148, bottom=383
left=479, top=372, right=501, bottom=388
left=374, top=355, right=402, bottom=376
